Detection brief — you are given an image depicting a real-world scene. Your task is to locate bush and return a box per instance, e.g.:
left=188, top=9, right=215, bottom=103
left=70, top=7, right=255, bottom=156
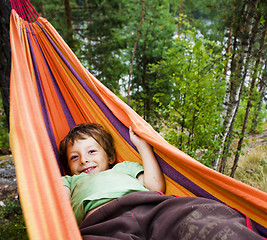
left=150, top=21, right=226, bottom=166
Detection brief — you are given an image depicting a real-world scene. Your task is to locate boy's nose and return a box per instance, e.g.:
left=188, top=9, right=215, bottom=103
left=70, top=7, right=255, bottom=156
left=80, top=156, right=89, bottom=165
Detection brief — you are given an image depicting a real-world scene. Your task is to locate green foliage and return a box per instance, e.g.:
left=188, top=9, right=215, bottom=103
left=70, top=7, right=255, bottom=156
left=75, top=0, right=130, bottom=94
left=125, top=0, right=176, bottom=122
left=183, top=0, right=235, bottom=42
left=0, top=199, right=28, bottom=239
left=150, top=19, right=226, bottom=166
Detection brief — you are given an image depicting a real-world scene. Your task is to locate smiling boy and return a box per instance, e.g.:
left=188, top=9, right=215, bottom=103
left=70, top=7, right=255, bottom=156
left=60, top=123, right=264, bottom=240
left=60, top=123, right=165, bottom=225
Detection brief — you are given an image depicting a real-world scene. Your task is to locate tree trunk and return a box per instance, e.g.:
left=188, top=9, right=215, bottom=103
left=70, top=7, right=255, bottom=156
left=218, top=7, right=261, bottom=173
left=223, top=0, right=257, bottom=132
left=0, top=0, right=11, bottom=128
left=230, top=14, right=267, bottom=178
left=127, top=0, right=145, bottom=106
left=40, top=0, right=46, bottom=17
left=179, top=114, right=186, bottom=148
left=223, top=0, right=236, bottom=76
left=251, top=60, right=267, bottom=133
left=177, top=0, right=182, bottom=39
left=141, top=40, right=149, bottom=121
left=64, top=0, right=74, bottom=49
left=214, top=0, right=258, bottom=170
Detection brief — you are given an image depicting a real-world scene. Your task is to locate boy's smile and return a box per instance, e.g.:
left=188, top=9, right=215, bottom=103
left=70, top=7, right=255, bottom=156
left=67, top=137, right=113, bottom=175
left=82, top=166, right=97, bottom=174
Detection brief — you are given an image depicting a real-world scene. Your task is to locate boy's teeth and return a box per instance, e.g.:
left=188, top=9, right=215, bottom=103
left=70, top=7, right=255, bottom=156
left=84, top=167, right=95, bottom=173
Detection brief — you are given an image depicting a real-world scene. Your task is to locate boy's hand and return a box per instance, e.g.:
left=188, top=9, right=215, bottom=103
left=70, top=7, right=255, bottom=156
left=129, top=126, right=149, bottom=149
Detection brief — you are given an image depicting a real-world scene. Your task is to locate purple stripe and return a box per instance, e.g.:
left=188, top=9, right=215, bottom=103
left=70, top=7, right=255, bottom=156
left=156, top=156, right=219, bottom=200
left=25, top=24, right=62, bottom=172
left=253, top=222, right=267, bottom=238
left=34, top=23, right=75, bottom=128
left=39, top=49, right=76, bottom=128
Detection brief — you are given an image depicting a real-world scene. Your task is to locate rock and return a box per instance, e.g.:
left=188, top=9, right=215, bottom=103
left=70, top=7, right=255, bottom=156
left=0, top=156, right=18, bottom=201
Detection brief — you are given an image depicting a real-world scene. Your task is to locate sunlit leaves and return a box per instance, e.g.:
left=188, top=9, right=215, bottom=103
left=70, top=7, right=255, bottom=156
left=150, top=22, right=226, bottom=165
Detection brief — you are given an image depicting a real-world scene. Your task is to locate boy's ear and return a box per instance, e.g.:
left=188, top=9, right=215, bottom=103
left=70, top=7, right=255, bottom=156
left=109, top=156, right=116, bottom=165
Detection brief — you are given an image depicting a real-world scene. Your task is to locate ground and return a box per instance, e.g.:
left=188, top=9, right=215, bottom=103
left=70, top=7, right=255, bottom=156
left=0, top=156, right=28, bottom=240
left=0, top=155, right=17, bottom=204
left=244, top=128, right=267, bottom=151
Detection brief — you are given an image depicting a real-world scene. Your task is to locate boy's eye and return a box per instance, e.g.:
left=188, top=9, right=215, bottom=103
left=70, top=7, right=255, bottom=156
left=88, top=150, right=96, bottom=154
left=70, top=155, right=78, bottom=161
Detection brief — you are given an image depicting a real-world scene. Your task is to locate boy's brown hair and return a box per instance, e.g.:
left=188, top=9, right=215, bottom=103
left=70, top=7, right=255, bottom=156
left=59, top=123, right=117, bottom=175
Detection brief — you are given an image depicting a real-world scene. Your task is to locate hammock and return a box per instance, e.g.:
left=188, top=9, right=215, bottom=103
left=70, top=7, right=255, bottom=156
left=9, top=0, right=267, bottom=239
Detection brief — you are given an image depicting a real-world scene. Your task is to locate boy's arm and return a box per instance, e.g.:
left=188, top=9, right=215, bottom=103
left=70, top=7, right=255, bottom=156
left=129, top=127, right=166, bottom=193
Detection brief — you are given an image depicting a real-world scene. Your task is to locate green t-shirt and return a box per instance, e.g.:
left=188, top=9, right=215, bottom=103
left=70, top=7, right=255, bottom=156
left=62, top=161, right=148, bottom=225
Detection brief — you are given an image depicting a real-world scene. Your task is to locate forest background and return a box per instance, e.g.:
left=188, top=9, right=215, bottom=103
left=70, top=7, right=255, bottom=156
left=0, top=0, right=266, bottom=238
left=0, top=0, right=266, bottom=178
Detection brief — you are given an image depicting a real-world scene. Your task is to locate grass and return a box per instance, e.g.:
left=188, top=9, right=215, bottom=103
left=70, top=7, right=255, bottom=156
left=234, top=145, right=267, bottom=192
left=0, top=199, right=28, bottom=240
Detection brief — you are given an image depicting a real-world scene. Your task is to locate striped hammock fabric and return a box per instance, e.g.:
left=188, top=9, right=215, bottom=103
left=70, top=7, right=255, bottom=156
left=9, top=1, right=267, bottom=239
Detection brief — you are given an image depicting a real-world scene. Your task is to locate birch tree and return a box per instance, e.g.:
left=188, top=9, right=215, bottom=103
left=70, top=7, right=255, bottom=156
left=230, top=12, right=267, bottom=177
left=214, top=0, right=259, bottom=170
left=251, top=60, right=267, bottom=133
left=218, top=6, right=262, bottom=173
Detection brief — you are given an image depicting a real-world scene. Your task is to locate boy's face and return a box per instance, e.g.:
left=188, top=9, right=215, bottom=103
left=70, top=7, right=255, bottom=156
left=67, top=136, right=113, bottom=175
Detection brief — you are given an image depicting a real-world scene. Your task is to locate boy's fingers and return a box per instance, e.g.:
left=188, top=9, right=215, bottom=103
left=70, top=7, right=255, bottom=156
left=129, top=126, right=134, bottom=134
left=129, top=126, right=133, bottom=138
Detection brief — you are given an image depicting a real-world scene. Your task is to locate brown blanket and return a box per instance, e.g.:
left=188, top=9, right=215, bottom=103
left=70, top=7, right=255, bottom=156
left=80, top=191, right=264, bottom=240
